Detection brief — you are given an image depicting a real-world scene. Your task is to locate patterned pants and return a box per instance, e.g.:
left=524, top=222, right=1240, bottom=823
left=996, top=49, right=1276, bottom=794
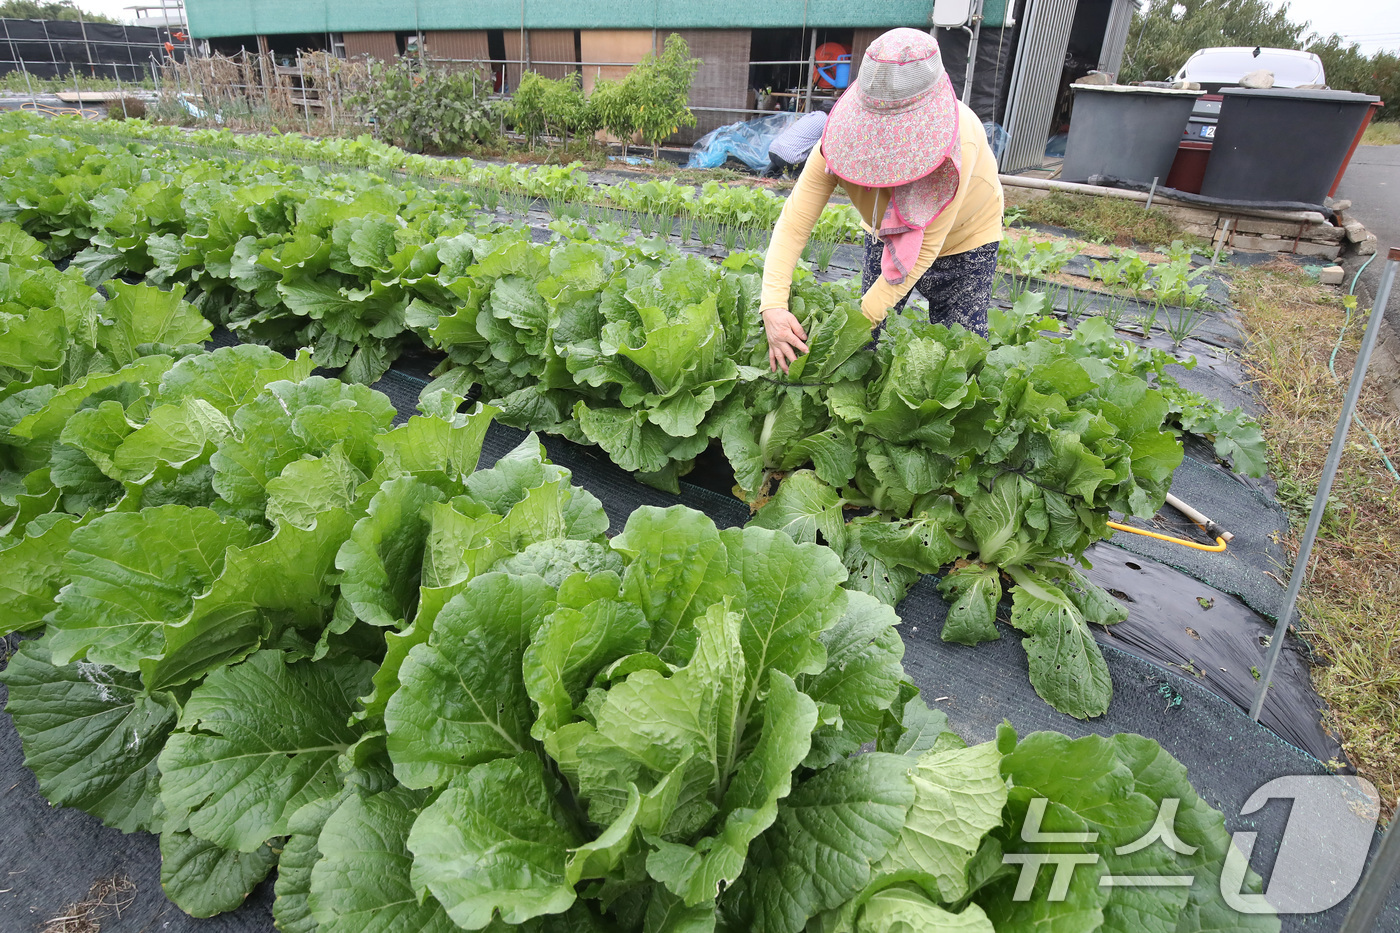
left=860, top=236, right=999, bottom=337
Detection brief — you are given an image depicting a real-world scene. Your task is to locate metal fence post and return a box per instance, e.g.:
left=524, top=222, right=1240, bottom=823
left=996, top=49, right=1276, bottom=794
left=1339, top=811, right=1400, bottom=933
left=1249, top=246, right=1400, bottom=722
left=4, top=19, right=38, bottom=106
left=324, top=52, right=335, bottom=133
left=299, top=58, right=312, bottom=134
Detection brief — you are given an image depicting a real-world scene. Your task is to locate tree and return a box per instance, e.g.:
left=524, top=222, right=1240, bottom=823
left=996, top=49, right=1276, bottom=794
left=0, top=1, right=119, bottom=23
left=511, top=71, right=550, bottom=149
left=1119, top=0, right=1400, bottom=121
left=1308, top=36, right=1400, bottom=120
left=1119, top=0, right=1307, bottom=83
left=626, top=33, right=701, bottom=160
left=590, top=77, right=639, bottom=158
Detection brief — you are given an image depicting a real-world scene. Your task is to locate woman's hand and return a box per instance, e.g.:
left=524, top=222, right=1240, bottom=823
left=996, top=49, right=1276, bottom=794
left=762, top=307, right=809, bottom=374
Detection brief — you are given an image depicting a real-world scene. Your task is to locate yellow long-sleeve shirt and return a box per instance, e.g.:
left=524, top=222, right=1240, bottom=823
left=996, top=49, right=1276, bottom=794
left=760, top=101, right=1004, bottom=324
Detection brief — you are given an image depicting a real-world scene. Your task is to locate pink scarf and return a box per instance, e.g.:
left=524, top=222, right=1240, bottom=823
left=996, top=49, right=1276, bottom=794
left=875, top=153, right=962, bottom=285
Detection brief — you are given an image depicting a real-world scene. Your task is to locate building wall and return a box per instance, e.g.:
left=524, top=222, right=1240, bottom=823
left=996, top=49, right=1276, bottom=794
left=579, top=29, right=655, bottom=95
left=186, top=0, right=941, bottom=39
left=504, top=29, right=576, bottom=88
left=342, top=31, right=397, bottom=61
left=423, top=30, right=490, bottom=67
left=673, top=29, right=752, bottom=144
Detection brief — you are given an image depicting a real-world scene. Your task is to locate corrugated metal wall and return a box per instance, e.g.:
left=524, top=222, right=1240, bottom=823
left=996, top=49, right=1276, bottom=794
left=1000, top=0, right=1076, bottom=173
left=342, top=31, right=398, bottom=61
left=673, top=29, right=752, bottom=143
left=186, top=0, right=944, bottom=39
left=1097, top=0, right=1137, bottom=75
left=424, top=30, right=490, bottom=67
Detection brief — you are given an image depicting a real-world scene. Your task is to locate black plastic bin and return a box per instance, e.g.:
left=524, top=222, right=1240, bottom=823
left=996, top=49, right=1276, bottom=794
left=1061, top=85, right=1202, bottom=185
left=1200, top=87, right=1381, bottom=205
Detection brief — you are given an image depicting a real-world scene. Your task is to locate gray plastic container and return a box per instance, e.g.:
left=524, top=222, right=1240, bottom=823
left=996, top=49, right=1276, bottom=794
left=1200, top=87, right=1380, bottom=205
left=1061, top=84, right=1203, bottom=185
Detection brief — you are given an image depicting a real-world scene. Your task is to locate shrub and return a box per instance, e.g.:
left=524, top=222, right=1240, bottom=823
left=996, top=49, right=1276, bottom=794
left=512, top=71, right=599, bottom=150
left=105, top=96, right=146, bottom=120
left=347, top=58, right=499, bottom=154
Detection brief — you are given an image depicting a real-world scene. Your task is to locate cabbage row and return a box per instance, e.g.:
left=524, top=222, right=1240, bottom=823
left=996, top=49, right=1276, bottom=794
left=0, top=240, right=1276, bottom=932
left=0, top=124, right=1267, bottom=719
left=412, top=236, right=1264, bottom=719
left=43, top=113, right=867, bottom=241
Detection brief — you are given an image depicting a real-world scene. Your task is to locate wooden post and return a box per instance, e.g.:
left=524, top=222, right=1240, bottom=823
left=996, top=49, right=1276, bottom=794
left=804, top=29, right=817, bottom=113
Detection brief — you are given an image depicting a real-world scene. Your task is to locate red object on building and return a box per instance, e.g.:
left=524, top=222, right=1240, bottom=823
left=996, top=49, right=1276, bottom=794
left=1329, top=99, right=1383, bottom=198
left=1166, top=140, right=1213, bottom=194
left=812, top=42, right=850, bottom=89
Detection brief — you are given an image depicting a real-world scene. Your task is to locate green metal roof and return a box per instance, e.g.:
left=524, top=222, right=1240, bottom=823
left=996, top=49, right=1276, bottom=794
left=186, top=0, right=950, bottom=39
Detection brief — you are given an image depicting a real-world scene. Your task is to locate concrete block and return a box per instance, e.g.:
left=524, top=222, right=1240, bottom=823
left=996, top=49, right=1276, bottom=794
left=1327, top=198, right=1352, bottom=212
left=1232, top=216, right=1344, bottom=241
left=1318, top=265, right=1345, bottom=285
left=1154, top=204, right=1219, bottom=225
left=1240, top=69, right=1275, bottom=88
left=1074, top=72, right=1114, bottom=86
left=1293, top=240, right=1342, bottom=259
left=1356, top=234, right=1378, bottom=256
left=1231, top=234, right=1286, bottom=252
left=1003, top=186, right=1050, bottom=206
left=1181, top=222, right=1218, bottom=238
left=1345, top=221, right=1369, bottom=243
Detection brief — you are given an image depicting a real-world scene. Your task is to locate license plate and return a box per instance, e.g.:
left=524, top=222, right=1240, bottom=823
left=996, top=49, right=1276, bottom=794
left=1201, top=125, right=1216, bottom=139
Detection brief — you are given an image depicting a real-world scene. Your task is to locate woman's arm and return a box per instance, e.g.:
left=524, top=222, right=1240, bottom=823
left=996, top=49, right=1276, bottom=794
left=759, top=149, right=840, bottom=313
left=858, top=196, right=961, bottom=323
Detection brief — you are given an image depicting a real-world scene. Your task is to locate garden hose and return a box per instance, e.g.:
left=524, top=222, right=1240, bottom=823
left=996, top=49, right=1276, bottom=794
left=1107, top=520, right=1228, bottom=552
left=18, top=101, right=101, bottom=120
left=1329, top=253, right=1400, bottom=483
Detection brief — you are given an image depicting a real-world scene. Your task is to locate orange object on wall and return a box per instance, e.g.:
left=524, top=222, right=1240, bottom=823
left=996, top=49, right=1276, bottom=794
left=812, top=41, right=849, bottom=89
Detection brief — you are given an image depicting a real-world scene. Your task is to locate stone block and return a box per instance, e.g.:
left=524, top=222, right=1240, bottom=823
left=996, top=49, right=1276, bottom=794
left=1327, top=198, right=1352, bottom=212
left=1240, top=69, right=1275, bottom=88
left=1345, top=221, right=1369, bottom=243
left=1356, top=234, right=1378, bottom=256
left=1318, top=265, right=1345, bottom=285
left=1074, top=72, right=1114, bottom=86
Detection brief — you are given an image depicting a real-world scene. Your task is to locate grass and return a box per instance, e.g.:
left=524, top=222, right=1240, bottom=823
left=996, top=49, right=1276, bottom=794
left=1231, top=261, right=1400, bottom=814
left=1362, top=121, right=1400, bottom=146
left=1014, top=190, right=1209, bottom=249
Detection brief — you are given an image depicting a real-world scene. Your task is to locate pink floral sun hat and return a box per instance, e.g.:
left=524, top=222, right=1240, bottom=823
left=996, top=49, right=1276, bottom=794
left=822, top=28, right=961, bottom=188
left=821, top=28, right=963, bottom=285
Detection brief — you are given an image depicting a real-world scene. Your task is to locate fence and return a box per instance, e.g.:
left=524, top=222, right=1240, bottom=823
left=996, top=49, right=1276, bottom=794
left=0, top=17, right=186, bottom=84
left=152, top=50, right=370, bottom=134
left=145, top=45, right=836, bottom=148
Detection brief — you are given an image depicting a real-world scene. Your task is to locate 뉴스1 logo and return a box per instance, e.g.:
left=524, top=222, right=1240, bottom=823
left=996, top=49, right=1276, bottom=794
left=1003, top=774, right=1380, bottom=913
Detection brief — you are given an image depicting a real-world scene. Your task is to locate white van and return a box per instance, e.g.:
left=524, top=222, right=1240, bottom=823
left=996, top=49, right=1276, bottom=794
left=1173, top=47, right=1326, bottom=92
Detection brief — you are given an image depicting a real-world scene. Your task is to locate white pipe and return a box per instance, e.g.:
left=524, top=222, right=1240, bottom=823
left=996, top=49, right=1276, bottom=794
left=998, top=173, right=1329, bottom=225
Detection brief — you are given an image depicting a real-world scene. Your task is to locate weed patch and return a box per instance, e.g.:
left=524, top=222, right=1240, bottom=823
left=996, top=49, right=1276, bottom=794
left=1232, top=261, right=1400, bottom=815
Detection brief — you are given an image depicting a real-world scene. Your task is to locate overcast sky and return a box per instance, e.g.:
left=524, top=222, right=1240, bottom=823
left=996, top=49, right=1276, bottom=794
left=70, top=0, right=1400, bottom=54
